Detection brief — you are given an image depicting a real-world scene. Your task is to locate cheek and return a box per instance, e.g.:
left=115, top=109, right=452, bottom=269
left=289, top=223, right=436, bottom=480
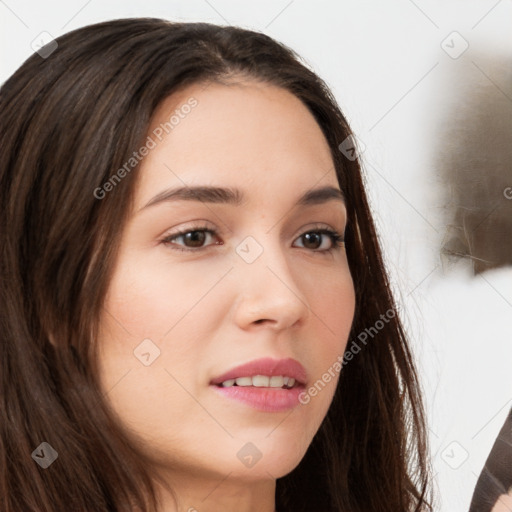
left=298, top=270, right=355, bottom=413
left=102, top=254, right=225, bottom=341
left=306, top=267, right=355, bottom=357
left=96, top=256, right=218, bottom=408
left=96, top=264, right=219, bottom=462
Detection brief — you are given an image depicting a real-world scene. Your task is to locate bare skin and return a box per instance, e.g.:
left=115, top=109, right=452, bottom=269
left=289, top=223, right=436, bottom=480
left=492, top=492, right=512, bottom=512
left=97, top=79, right=355, bottom=512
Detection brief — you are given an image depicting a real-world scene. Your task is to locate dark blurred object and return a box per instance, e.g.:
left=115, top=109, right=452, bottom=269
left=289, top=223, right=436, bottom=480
left=436, top=57, right=512, bottom=274
left=469, top=408, right=512, bottom=511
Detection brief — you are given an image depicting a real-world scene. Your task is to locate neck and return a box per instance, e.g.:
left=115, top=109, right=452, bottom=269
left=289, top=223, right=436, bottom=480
left=151, top=469, right=277, bottom=512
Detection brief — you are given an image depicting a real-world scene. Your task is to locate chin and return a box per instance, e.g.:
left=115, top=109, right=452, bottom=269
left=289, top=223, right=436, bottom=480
left=217, top=434, right=310, bottom=481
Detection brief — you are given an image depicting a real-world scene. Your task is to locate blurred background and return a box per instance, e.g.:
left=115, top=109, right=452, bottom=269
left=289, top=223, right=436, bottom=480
left=1, top=1, right=511, bottom=510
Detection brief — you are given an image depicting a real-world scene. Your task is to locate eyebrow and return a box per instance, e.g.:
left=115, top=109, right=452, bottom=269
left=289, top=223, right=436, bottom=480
left=140, top=184, right=345, bottom=211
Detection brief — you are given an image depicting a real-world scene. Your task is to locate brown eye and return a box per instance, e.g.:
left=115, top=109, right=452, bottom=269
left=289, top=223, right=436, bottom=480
left=294, top=229, right=344, bottom=253
left=180, top=230, right=208, bottom=248
left=301, top=232, right=322, bottom=250
left=161, top=227, right=220, bottom=252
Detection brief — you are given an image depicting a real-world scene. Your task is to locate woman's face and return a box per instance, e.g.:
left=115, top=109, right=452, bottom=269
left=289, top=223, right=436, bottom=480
left=97, top=79, right=355, bottom=487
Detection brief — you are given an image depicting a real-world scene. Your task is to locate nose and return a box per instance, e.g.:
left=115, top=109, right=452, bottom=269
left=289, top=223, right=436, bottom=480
left=231, top=235, right=311, bottom=331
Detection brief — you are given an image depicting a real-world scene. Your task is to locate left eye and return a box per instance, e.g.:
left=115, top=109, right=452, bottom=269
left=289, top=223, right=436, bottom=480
left=161, top=226, right=345, bottom=253
left=294, top=230, right=344, bottom=251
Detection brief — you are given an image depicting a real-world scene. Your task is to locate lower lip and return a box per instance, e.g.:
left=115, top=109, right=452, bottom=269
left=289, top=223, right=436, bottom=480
left=210, top=384, right=305, bottom=412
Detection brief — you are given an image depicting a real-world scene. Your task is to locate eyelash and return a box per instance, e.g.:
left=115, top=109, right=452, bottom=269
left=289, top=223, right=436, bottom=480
left=160, top=225, right=345, bottom=254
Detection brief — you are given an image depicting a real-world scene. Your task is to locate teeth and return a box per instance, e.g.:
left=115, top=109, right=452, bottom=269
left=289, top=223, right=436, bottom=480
left=235, top=377, right=253, bottom=387
left=269, top=376, right=284, bottom=387
left=251, top=375, right=269, bottom=387
left=220, top=375, right=296, bottom=388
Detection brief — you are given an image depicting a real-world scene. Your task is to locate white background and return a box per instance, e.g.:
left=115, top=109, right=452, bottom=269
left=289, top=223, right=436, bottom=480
left=1, top=2, right=511, bottom=511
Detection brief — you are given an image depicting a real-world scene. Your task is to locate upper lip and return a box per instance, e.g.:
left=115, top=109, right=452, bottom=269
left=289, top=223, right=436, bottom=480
left=210, top=357, right=307, bottom=386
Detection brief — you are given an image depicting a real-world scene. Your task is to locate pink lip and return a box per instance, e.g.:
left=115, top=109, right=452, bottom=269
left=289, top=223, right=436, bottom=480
left=209, top=357, right=307, bottom=413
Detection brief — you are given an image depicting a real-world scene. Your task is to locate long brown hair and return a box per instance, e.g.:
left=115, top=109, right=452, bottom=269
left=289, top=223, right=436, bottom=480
left=0, top=18, right=432, bottom=511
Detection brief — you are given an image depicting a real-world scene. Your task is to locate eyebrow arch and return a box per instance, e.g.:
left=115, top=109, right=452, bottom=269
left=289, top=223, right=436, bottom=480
left=139, top=184, right=345, bottom=212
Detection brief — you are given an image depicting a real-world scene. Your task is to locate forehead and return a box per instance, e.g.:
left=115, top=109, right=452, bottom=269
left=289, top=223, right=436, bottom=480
left=135, top=80, right=339, bottom=206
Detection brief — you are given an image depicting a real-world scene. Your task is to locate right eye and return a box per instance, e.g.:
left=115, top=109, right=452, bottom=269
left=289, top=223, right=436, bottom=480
left=160, top=226, right=223, bottom=252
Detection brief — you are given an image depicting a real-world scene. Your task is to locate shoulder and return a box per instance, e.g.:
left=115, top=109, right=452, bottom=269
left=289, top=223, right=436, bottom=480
left=469, top=408, right=512, bottom=512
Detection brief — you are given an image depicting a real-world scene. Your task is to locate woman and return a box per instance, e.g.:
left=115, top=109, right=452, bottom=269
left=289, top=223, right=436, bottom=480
left=0, top=18, right=432, bottom=511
